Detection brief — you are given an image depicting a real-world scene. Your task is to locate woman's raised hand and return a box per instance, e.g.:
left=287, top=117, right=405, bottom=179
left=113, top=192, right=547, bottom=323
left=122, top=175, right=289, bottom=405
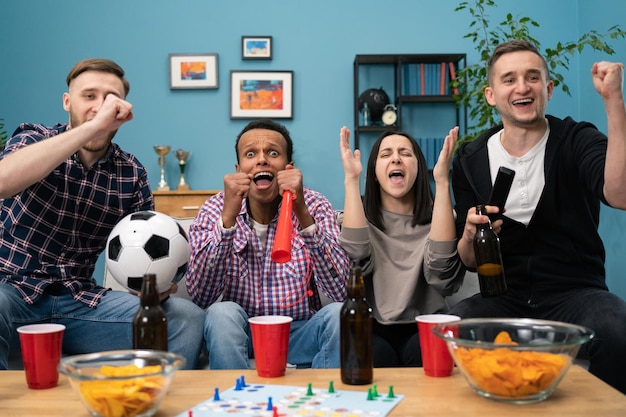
left=339, top=126, right=362, bottom=181
left=433, top=126, right=458, bottom=184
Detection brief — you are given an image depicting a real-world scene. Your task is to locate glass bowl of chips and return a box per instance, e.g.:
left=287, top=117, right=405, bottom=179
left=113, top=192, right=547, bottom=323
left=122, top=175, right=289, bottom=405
left=433, top=318, right=594, bottom=404
left=58, top=350, right=185, bottom=417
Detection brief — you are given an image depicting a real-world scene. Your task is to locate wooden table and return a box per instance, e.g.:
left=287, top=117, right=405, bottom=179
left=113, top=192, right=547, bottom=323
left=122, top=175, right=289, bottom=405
left=1, top=366, right=624, bottom=416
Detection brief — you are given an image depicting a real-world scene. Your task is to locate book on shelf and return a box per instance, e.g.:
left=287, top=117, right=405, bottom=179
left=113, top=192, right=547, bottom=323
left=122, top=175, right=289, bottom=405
left=403, top=60, right=459, bottom=96
left=413, top=64, right=420, bottom=95
left=439, top=62, right=446, bottom=95
left=418, top=137, right=447, bottom=170
left=448, top=62, right=458, bottom=96
left=403, top=65, right=410, bottom=95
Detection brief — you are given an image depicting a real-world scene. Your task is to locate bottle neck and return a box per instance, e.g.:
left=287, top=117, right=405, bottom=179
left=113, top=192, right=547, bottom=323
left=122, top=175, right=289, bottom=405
left=140, top=275, right=160, bottom=306
left=474, top=205, right=493, bottom=230
left=476, top=220, right=492, bottom=230
left=347, top=266, right=366, bottom=298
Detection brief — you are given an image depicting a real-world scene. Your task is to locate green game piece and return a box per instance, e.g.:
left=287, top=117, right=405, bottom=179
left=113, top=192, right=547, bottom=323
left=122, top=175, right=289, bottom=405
left=367, top=387, right=375, bottom=401
left=372, top=384, right=379, bottom=397
left=387, top=385, right=395, bottom=398
left=306, top=383, right=313, bottom=396
left=328, top=381, right=335, bottom=393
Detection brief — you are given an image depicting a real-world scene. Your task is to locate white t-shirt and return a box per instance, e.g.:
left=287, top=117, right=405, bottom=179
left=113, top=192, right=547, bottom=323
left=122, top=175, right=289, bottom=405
left=486, top=121, right=550, bottom=225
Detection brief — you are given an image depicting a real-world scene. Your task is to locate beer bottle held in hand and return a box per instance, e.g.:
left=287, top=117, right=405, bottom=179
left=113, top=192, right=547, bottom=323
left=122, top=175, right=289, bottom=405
left=133, top=274, right=168, bottom=350
left=473, top=205, right=508, bottom=297
left=340, top=263, right=373, bottom=385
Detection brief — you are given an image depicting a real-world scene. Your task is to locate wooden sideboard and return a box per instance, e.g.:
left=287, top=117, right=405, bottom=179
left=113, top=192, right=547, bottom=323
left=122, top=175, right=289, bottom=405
left=153, top=190, right=220, bottom=218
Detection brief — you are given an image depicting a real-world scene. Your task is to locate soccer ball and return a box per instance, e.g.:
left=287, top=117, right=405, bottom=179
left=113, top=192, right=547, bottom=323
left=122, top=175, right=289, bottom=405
left=105, top=211, right=190, bottom=293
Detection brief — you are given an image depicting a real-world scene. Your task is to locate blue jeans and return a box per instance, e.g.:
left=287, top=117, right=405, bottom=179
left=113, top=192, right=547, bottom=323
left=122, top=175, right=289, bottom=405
left=449, top=287, right=626, bottom=394
left=203, top=301, right=341, bottom=369
left=0, top=282, right=205, bottom=370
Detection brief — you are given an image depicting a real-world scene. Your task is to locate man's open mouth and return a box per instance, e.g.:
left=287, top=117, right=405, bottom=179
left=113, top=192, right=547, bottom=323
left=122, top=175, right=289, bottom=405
left=253, top=171, right=274, bottom=189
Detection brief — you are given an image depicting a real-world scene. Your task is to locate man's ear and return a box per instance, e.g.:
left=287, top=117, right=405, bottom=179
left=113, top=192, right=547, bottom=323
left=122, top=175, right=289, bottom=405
left=62, top=92, right=71, bottom=112
left=484, top=86, right=497, bottom=107
left=546, top=79, right=554, bottom=100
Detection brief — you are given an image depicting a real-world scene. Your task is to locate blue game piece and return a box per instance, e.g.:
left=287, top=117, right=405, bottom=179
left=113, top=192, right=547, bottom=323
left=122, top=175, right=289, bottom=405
left=234, top=378, right=243, bottom=391
left=240, top=375, right=247, bottom=387
left=266, top=396, right=273, bottom=411
left=213, top=387, right=220, bottom=401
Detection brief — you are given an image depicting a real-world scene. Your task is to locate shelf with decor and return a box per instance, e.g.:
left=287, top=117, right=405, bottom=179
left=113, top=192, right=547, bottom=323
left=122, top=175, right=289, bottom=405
left=353, top=53, right=466, bottom=169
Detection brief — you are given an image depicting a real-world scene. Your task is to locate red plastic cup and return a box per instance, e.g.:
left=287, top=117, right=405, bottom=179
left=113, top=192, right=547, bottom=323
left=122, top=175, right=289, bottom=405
left=416, top=314, right=460, bottom=377
left=271, top=191, right=294, bottom=264
left=17, top=323, right=66, bottom=389
left=249, top=315, right=293, bottom=377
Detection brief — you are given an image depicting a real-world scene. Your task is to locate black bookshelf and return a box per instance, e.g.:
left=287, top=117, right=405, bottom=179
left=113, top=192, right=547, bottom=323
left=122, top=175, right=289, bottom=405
left=353, top=53, right=467, bottom=155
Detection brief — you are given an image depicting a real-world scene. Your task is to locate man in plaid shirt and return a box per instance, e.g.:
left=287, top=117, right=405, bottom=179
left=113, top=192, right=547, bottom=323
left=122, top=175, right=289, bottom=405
left=0, top=58, right=204, bottom=370
left=186, top=120, right=351, bottom=369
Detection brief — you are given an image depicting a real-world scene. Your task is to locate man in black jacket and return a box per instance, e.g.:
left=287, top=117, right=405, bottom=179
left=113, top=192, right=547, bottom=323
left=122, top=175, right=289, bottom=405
left=450, top=40, right=626, bottom=393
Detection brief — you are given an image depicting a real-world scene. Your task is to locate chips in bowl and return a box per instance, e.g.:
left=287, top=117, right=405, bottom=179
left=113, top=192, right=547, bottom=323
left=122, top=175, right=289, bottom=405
left=433, top=318, right=594, bottom=404
left=59, top=350, right=185, bottom=417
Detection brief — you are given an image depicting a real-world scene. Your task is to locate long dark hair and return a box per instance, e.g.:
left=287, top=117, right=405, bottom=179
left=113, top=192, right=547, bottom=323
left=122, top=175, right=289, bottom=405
left=363, top=131, right=433, bottom=232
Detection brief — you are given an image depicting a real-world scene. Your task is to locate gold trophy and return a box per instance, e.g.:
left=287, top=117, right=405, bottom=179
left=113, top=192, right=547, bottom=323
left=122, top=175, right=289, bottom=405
left=175, top=149, right=191, bottom=191
left=153, top=145, right=171, bottom=191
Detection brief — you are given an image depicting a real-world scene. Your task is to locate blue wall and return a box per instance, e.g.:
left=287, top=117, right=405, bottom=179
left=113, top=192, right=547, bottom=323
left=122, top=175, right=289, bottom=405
left=1, top=0, right=625, bottom=299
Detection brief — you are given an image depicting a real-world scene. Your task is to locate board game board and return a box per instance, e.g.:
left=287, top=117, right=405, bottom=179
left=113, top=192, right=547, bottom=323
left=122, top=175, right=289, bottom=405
left=176, top=376, right=404, bottom=417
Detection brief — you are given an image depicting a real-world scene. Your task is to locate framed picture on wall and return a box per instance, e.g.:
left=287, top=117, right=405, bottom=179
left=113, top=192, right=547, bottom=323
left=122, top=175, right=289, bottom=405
left=241, top=36, right=272, bottom=60
left=169, top=53, right=218, bottom=89
left=230, top=70, right=293, bottom=119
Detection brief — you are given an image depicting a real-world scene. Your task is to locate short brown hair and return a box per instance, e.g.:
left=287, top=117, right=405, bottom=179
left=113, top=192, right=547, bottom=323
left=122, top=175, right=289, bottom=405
left=66, top=58, right=130, bottom=96
left=487, top=40, right=549, bottom=85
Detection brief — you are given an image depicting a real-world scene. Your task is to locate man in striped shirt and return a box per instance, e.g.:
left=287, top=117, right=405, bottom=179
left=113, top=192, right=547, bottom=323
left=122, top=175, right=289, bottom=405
left=0, top=58, right=204, bottom=370
left=187, top=120, right=351, bottom=369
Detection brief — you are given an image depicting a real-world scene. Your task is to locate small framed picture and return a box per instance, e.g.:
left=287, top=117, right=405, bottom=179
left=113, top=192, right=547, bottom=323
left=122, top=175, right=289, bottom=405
left=230, top=70, right=293, bottom=119
left=241, top=36, right=272, bottom=60
left=169, top=53, right=219, bottom=89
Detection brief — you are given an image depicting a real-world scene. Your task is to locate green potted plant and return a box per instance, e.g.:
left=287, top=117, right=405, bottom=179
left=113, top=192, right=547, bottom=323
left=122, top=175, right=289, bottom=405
left=454, top=0, right=626, bottom=145
left=0, top=117, right=8, bottom=151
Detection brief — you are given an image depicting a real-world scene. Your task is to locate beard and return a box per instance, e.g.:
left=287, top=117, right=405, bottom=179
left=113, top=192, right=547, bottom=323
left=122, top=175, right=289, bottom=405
left=70, top=113, right=117, bottom=153
left=496, top=101, right=547, bottom=128
left=83, top=133, right=115, bottom=152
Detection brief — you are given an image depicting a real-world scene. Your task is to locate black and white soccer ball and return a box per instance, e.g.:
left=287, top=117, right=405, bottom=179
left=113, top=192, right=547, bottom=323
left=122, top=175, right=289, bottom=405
left=105, top=210, right=190, bottom=293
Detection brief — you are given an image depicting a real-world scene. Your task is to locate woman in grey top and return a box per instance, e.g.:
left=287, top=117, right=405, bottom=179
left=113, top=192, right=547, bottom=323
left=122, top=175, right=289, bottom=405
left=338, top=126, right=464, bottom=367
